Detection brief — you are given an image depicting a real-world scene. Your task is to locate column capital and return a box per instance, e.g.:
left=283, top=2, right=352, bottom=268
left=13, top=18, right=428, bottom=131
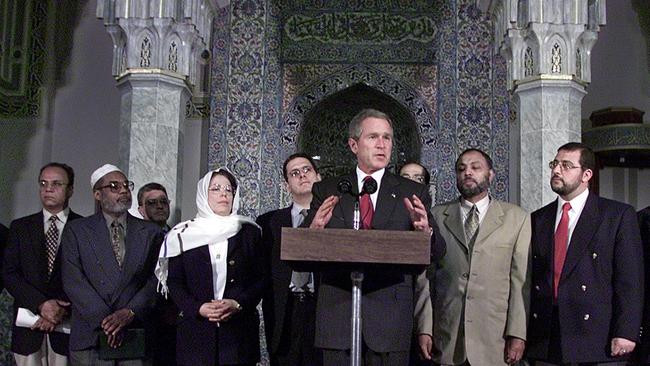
left=479, top=0, right=606, bottom=90
left=96, top=0, right=219, bottom=93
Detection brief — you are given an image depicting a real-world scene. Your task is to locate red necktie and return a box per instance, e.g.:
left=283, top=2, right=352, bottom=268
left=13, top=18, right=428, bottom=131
left=360, top=176, right=374, bottom=230
left=553, top=202, right=571, bottom=300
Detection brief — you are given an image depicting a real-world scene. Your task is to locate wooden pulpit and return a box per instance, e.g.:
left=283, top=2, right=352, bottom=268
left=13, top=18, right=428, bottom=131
left=280, top=227, right=431, bottom=366
left=280, top=227, right=431, bottom=265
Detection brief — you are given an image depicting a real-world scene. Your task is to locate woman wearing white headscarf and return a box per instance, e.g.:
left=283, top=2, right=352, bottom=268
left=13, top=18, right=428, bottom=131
left=156, top=168, right=265, bottom=366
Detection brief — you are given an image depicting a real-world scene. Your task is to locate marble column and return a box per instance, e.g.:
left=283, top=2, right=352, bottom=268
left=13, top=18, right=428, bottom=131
left=513, top=78, right=586, bottom=211
left=479, top=0, right=606, bottom=212
left=116, top=72, right=190, bottom=221
left=97, top=0, right=218, bottom=222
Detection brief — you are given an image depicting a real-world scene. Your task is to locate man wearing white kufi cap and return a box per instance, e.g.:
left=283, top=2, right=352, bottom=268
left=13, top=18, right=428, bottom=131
left=61, top=163, right=164, bottom=365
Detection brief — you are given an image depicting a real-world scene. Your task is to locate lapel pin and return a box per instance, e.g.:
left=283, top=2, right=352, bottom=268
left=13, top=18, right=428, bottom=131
left=391, top=193, right=396, bottom=198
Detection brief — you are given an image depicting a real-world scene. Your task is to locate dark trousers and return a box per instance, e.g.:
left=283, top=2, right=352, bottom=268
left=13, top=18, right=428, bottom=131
left=272, top=292, right=322, bottom=366
left=529, top=306, right=627, bottom=366
left=152, top=296, right=177, bottom=366
left=322, top=344, right=409, bottom=366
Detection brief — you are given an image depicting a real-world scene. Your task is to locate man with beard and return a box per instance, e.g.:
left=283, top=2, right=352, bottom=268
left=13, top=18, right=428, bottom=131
left=137, top=183, right=171, bottom=232
left=526, top=142, right=643, bottom=365
left=414, top=148, right=531, bottom=365
left=61, top=164, right=163, bottom=365
left=4, top=162, right=82, bottom=366
left=257, top=153, right=323, bottom=366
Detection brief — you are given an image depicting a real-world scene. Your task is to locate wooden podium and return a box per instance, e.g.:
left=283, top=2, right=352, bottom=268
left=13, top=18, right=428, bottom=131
left=281, top=228, right=431, bottom=366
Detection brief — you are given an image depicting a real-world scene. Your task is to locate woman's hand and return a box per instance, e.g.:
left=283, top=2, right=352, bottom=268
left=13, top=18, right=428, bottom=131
left=199, top=301, right=221, bottom=322
left=212, top=299, right=242, bottom=322
left=199, top=299, right=242, bottom=322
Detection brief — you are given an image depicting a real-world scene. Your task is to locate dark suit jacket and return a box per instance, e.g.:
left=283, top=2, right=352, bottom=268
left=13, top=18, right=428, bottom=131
left=527, top=192, right=644, bottom=363
left=3, top=210, right=82, bottom=355
left=306, top=171, right=445, bottom=352
left=0, top=222, right=8, bottom=291
left=635, top=206, right=650, bottom=362
left=61, top=212, right=163, bottom=351
left=167, top=223, right=266, bottom=366
left=258, top=205, right=318, bottom=355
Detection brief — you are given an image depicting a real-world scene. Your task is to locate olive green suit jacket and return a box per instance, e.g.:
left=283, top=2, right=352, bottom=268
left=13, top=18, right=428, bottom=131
left=415, top=199, right=531, bottom=366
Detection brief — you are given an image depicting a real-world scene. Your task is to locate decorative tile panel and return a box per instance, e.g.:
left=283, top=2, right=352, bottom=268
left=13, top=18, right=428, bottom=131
left=209, top=0, right=509, bottom=216
left=0, top=0, right=47, bottom=118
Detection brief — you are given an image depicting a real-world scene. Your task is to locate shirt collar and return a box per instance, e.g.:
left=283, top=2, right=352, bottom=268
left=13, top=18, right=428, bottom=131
left=103, top=211, right=127, bottom=228
left=291, top=202, right=309, bottom=217
left=355, top=166, right=385, bottom=191
left=43, top=207, right=70, bottom=224
left=460, top=194, right=490, bottom=215
left=557, top=188, right=589, bottom=212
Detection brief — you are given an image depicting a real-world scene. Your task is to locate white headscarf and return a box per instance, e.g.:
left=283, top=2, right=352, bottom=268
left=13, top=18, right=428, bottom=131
left=155, top=168, right=259, bottom=296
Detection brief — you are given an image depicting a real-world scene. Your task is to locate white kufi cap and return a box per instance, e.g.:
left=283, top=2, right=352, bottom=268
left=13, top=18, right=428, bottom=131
left=90, top=164, right=123, bottom=189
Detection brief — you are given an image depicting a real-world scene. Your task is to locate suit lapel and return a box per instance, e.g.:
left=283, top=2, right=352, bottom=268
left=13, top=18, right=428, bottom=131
left=560, top=192, right=601, bottom=282
left=443, top=200, right=468, bottom=252
left=537, top=201, right=558, bottom=289
left=474, top=200, right=505, bottom=245
left=87, top=213, right=121, bottom=284
left=271, top=207, right=297, bottom=293
left=51, top=210, right=83, bottom=281
left=372, top=173, right=400, bottom=229
left=120, top=215, right=148, bottom=281
left=226, top=227, right=240, bottom=259
left=277, top=206, right=293, bottom=229
left=28, top=212, right=49, bottom=284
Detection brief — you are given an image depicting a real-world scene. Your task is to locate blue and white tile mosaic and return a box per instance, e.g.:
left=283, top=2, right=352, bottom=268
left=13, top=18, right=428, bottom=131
left=208, top=0, right=509, bottom=216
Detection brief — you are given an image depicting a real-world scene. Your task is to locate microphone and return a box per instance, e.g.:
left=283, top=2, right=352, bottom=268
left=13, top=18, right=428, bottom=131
left=337, top=179, right=354, bottom=195
left=361, top=177, right=377, bottom=195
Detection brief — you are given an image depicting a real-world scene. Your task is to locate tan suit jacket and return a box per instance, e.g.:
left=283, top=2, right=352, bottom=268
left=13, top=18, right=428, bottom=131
left=415, top=199, right=531, bottom=366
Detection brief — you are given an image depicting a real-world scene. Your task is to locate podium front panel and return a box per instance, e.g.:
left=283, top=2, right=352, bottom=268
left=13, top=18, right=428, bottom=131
left=280, top=228, right=431, bottom=265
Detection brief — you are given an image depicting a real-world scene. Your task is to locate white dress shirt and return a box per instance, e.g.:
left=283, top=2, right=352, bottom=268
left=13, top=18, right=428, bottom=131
left=554, top=188, right=590, bottom=246
left=208, top=240, right=228, bottom=300
left=355, top=166, right=385, bottom=209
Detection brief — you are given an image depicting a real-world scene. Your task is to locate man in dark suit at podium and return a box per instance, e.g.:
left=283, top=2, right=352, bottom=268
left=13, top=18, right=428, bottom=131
left=306, top=108, right=445, bottom=366
left=258, top=153, right=323, bottom=366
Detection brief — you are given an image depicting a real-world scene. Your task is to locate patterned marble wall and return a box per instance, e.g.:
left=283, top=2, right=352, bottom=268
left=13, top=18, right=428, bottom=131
left=208, top=0, right=509, bottom=217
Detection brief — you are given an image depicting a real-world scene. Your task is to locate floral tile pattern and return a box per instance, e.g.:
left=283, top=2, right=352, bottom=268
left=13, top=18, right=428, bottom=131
left=209, top=0, right=508, bottom=219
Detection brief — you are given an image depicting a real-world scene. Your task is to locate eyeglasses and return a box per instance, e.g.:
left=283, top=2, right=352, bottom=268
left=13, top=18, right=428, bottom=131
left=145, top=198, right=170, bottom=206
left=289, top=166, right=314, bottom=178
left=208, top=184, right=233, bottom=195
left=400, top=174, right=425, bottom=184
left=39, top=180, right=68, bottom=190
left=96, top=181, right=135, bottom=192
left=548, top=160, right=582, bottom=171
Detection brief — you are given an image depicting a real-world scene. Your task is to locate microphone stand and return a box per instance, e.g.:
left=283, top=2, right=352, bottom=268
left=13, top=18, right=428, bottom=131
left=337, top=177, right=376, bottom=366
left=351, top=199, right=363, bottom=366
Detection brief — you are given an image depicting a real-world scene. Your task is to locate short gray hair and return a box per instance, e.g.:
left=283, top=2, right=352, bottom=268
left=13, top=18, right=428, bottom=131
left=348, top=108, right=393, bottom=140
